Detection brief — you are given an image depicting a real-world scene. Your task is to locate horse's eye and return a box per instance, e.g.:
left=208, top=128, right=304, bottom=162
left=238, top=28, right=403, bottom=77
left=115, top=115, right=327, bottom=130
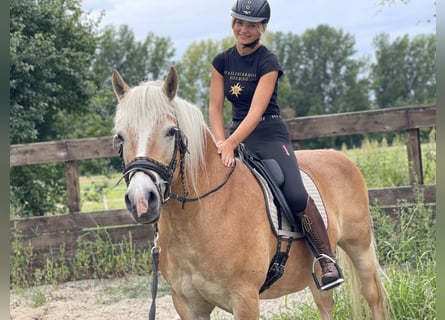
left=113, top=134, right=124, bottom=148
left=167, top=127, right=178, bottom=137
left=116, top=134, right=124, bottom=142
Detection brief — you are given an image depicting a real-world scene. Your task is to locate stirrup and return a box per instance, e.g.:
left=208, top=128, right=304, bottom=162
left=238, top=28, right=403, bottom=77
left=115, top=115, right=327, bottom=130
left=311, top=253, right=345, bottom=291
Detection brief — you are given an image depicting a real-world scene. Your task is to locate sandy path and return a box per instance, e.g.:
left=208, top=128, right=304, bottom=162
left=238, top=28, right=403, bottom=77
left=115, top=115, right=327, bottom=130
left=10, top=276, right=315, bottom=319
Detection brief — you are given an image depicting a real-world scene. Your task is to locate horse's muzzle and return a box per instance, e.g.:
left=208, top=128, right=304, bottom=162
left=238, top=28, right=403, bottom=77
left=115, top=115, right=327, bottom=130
left=125, top=172, right=162, bottom=224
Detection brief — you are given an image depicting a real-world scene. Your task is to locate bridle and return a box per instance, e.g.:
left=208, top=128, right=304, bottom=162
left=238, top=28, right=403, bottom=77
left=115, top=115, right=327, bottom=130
left=119, top=126, right=187, bottom=203
left=116, top=123, right=236, bottom=208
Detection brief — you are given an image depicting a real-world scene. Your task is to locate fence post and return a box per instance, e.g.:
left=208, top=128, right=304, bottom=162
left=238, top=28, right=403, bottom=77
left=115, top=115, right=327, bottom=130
left=405, top=128, right=423, bottom=185
left=65, top=160, right=81, bottom=213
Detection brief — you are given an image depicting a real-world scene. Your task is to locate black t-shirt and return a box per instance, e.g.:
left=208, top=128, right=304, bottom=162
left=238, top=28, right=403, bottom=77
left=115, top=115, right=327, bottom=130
left=212, top=45, right=283, bottom=121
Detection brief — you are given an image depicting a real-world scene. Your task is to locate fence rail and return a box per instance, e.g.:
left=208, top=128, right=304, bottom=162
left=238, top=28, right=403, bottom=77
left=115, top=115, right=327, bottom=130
left=10, top=105, right=436, bottom=267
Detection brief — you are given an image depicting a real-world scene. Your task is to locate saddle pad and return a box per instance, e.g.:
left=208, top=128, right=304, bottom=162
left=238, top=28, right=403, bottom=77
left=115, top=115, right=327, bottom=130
left=250, top=167, right=328, bottom=239
left=300, top=169, right=328, bottom=228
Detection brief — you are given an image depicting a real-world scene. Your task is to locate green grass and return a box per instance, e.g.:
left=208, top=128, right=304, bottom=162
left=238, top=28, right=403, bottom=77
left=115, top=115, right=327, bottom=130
left=79, top=174, right=127, bottom=211
left=340, top=134, right=436, bottom=188
left=10, top=228, right=153, bottom=289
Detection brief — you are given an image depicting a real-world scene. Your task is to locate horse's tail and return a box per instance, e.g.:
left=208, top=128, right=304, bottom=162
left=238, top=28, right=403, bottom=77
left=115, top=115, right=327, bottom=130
left=337, top=234, right=392, bottom=319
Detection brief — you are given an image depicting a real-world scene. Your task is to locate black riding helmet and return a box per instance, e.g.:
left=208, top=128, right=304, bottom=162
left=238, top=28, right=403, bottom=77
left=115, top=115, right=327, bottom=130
left=230, top=0, right=271, bottom=23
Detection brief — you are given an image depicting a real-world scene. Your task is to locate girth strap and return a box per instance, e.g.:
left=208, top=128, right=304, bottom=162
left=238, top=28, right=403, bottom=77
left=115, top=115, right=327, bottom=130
left=259, top=237, right=293, bottom=293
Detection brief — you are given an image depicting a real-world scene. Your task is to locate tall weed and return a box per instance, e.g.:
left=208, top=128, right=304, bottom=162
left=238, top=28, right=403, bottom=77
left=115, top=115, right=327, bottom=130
left=10, top=228, right=153, bottom=289
left=370, top=188, right=435, bottom=319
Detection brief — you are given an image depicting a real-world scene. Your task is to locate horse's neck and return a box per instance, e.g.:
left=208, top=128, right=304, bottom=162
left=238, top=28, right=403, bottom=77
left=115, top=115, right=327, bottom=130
left=161, top=133, right=227, bottom=233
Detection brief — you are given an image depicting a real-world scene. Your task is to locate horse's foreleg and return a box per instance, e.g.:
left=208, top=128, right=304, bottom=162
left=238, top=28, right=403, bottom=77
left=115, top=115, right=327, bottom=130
left=230, top=289, right=260, bottom=320
left=308, top=282, right=334, bottom=320
left=171, top=291, right=213, bottom=320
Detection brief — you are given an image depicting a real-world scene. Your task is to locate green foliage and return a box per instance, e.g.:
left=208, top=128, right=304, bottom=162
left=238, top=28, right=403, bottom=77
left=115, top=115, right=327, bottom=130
left=9, top=5, right=436, bottom=216
left=343, top=136, right=409, bottom=187
left=95, top=277, right=154, bottom=305
left=383, top=262, right=435, bottom=319
left=10, top=230, right=36, bottom=288
left=372, top=33, right=436, bottom=108
left=270, top=26, right=371, bottom=117
left=10, top=0, right=101, bottom=217
left=268, top=25, right=373, bottom=149
left=10, top=228, right=153, bottom=289
left=30, top=288, right=49, bottom=308
left=422, top=128, right=437, bottom=184
left=341, top=135, right=436, bottom=188
left=10, top=163, right=67, bottom=217
left=175, top=35, right=236, bottom=123
left=10, top=0, right=99, bottom=144
left=372, top=192, right=435, bottom=267
left=10, top=139, right=436, bottom=318
left=74, top=137, right=436, bottom=214
left=371, top=196, right=435, bottom=318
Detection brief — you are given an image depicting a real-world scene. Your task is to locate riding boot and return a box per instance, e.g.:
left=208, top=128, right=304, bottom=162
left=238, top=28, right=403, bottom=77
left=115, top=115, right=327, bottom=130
left=296, top=196, right=342, bottom=288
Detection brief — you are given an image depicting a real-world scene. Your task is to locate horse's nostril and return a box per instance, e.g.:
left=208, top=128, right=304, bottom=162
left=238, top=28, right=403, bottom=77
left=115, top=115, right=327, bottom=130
left=147, top=191, right=158, bottom=211
left=124, top=193, right=132, bottom=211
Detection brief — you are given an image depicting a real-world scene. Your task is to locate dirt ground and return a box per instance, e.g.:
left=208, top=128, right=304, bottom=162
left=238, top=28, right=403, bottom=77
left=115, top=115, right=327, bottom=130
left=10, top=275, right=315, bottom=319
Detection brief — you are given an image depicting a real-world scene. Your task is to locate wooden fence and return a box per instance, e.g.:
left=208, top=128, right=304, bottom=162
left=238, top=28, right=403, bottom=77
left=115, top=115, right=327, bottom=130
left=10, top=105, right=436, bottom=267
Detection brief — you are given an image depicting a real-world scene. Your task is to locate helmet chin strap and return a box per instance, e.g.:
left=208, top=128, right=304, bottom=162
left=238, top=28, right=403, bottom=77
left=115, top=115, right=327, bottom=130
left=242, top=38, right=260, bottom=49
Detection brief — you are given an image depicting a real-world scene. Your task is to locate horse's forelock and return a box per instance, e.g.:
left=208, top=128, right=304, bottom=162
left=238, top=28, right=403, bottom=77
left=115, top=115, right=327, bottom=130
left=114, top=80, right=170, bottom=131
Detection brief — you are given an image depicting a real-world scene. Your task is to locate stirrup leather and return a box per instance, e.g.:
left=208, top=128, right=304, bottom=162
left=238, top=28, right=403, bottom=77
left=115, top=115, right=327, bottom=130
left=311, top=253, right=345, bottom=291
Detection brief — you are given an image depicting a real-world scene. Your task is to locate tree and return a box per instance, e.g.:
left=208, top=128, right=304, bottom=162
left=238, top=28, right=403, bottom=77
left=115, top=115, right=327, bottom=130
left=371, top=33, right=436, bottom=108
left=10, top=0, right=100, bottom=216
left=92, top=25, right=176, bottom=88
left=60, top=25, right=176, bottom=141
left=270, top=26, right=371, bottom=118
left=176, top=39, right=227, bottom=122
left=267, top=26, right=371, bottom=148
left=10, top=0, right=99, bottom=144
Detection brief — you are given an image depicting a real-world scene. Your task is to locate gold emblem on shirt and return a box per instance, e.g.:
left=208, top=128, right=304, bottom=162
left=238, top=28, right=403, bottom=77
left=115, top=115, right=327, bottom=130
left=230, top=82, right=243, bottom=98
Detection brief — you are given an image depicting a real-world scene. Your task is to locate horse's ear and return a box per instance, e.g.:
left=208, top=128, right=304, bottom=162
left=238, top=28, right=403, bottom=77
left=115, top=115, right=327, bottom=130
left=112, top=70, right=130, bottom=101
left=162, top=66, right=179, bottom=101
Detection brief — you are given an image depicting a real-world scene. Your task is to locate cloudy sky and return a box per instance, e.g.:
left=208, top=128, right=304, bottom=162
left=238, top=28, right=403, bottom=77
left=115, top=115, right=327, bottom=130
left=82, top=0, right=436, bottom=60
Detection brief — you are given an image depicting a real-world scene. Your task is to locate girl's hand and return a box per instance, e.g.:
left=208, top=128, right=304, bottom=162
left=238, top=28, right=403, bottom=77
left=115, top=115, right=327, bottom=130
left=216, top=140, right=236, bottom=167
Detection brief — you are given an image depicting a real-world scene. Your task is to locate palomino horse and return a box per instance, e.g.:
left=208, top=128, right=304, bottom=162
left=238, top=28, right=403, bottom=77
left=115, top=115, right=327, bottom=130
left=112, top=67, right=390, bottom=319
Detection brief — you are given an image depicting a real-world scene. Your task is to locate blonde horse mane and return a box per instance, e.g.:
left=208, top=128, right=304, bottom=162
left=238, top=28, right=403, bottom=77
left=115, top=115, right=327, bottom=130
left=113, top=79, right=212, bottom=190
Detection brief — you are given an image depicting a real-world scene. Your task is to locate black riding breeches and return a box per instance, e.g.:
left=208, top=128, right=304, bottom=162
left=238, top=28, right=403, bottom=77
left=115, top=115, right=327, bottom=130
left=231, top=117, right=309, bottom=213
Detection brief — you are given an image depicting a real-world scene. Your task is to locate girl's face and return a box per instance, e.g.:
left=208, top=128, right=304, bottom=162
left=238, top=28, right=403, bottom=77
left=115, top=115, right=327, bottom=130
left=232, top=19, right=261, bottom=45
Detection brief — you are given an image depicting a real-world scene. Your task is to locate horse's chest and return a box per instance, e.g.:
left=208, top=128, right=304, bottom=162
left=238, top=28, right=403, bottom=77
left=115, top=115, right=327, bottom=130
left=161, top=248, right=228, bottom=302
left=169, top=265, right=224, bottom=302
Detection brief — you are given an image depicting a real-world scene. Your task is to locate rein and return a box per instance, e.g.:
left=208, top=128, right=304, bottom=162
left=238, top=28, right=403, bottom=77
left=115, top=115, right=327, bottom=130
left=169, top=160, right=236, bottom=206
left=149, top=224, right=160, bottom=320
